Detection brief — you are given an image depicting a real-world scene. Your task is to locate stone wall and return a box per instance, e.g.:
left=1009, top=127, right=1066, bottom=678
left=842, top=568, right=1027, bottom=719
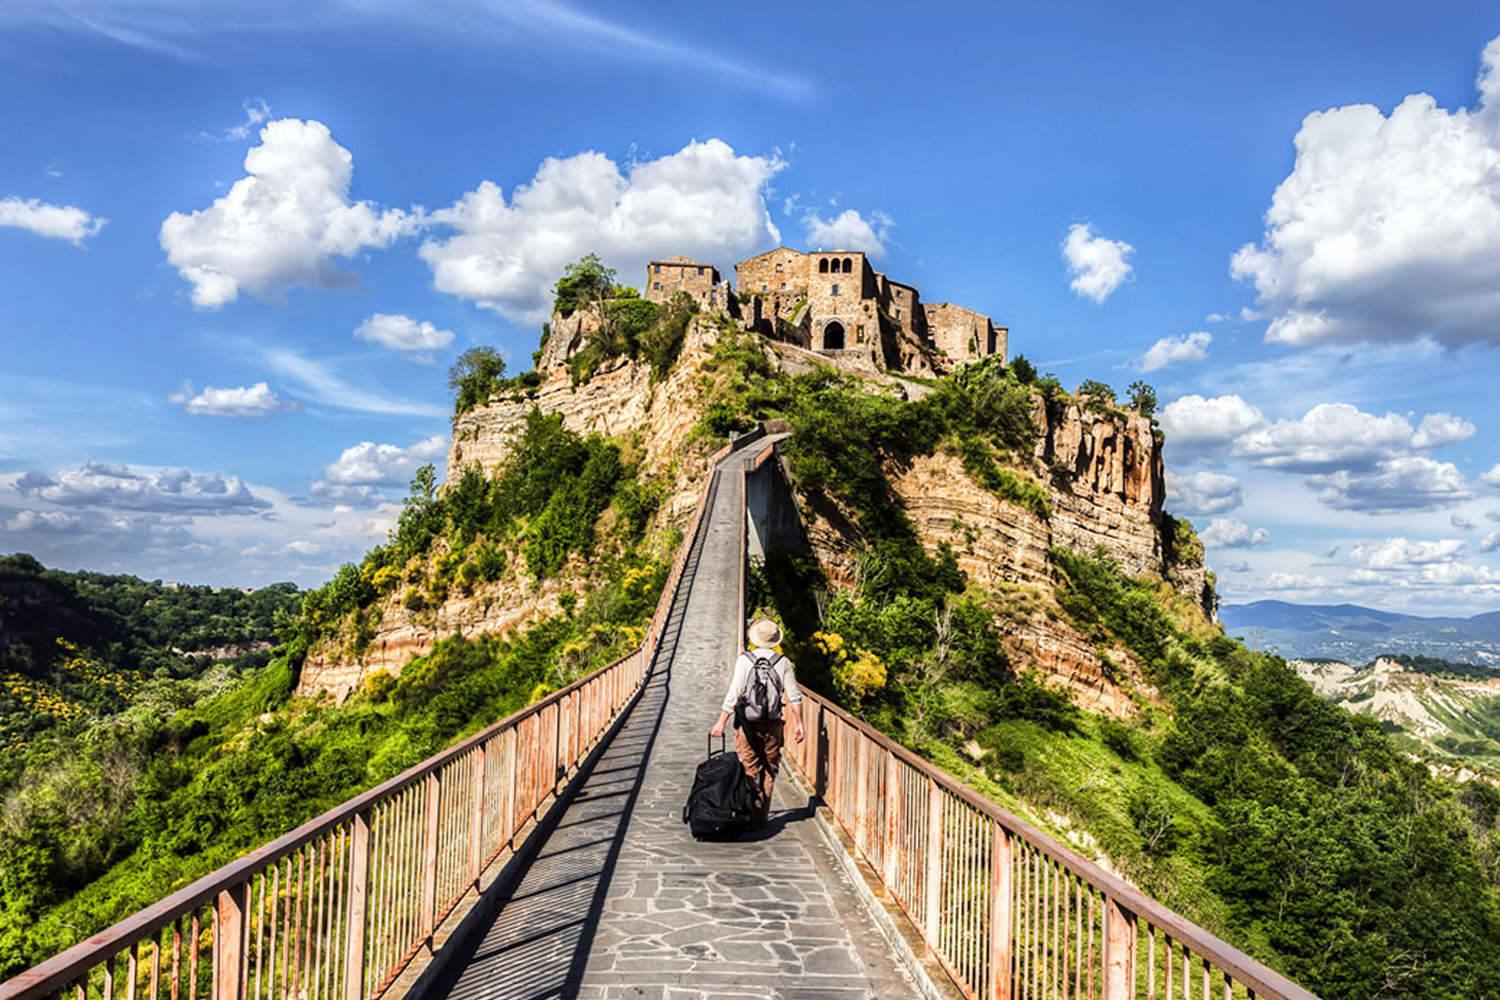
left=925, top=302, right=1004, bottom=364
left=645, top=259, right=719, bottom=306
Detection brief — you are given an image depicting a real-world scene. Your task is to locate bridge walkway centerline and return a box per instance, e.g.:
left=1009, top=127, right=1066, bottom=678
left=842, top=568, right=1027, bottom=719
left=412, top=441, right=916, bottom=1000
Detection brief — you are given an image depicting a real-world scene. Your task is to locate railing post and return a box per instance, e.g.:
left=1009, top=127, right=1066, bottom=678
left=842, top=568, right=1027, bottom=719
left=1103, top=894, right=1136, bottom=1000
left=854, top=736, right=870, bottom=857
left=469, top=746, right=485, bottom=885
left=990, top=822, right=1014, bottom=1000
left=883, top=751, right=901, bottom=888
left=924, top=778, right=943, bottom=943
left=342, top=811, right=370, bottom=1000
left=214, top=882, right=249, bottom=1000
left=420, top=772, right=440, bottom=948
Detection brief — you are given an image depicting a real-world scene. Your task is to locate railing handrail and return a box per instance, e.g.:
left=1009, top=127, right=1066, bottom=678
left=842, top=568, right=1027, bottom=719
left=798, top=688, right=1317, bottom=1000
left=739, top=436, right=1317, bottom=1000
left=1, top=435, right=745, bottom=1000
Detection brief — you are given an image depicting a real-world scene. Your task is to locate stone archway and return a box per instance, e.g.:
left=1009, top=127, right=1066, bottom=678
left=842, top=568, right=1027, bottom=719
left=822, top=320, right=846, bottom=350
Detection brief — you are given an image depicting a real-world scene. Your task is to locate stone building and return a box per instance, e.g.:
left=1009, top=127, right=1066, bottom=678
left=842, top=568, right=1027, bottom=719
left=733, top=246, right=1006, bottom=374
left=644, top=255, right=728, bottom=309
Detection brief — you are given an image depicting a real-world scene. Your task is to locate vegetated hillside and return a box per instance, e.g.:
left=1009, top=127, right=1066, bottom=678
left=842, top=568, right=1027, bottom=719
left=0, top=309, right=705, bottom=977
left=0, top=554, right=300, bottom=755
left=1296, top=656, right=1500, bottom=772
left=1221, top=599, right=1500, bottom=664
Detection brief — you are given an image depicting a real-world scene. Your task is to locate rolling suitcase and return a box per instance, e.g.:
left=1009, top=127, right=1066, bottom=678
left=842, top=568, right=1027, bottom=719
left=682, top=733, right=758, bottom=840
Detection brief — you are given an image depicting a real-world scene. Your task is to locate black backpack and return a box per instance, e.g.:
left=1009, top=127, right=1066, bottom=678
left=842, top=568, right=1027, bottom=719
left=682, top=734, right=758, bottom=840
left=735, top=650, right=784, bottom=726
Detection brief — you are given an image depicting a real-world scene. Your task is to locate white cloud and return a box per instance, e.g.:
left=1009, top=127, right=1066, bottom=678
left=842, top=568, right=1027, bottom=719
left=420, top=138, right=783, bottom=324
left=1234, top=403, right=1425, bottom=473
left=0, top=196, right=106, bottom=244
left=805, top=209, right=892, bottom=258
left=1411, top=413, right=1477, bottom=450
left=14, top=461, right=270, bottom=514
left=1232, top=35, right=1500, bottom=347
left=310, top=436, right=446, bottom=506
left=1166, top=470, right=1243, bottom=515
left=1063, top=223, right=1133, bottom=303
left=1200, top=516, right=1269, bottom=548
left=1452, top=512, right=1477, bottom=531
left=1482, top=530, right=1500, bottom=553
left=354, top=313, right=455, bottom=360
left=263, top=349, right=448, bottom=418
left=1264, top=572, right=1330, bottom=591
left=1481, top=463, right=1500, bottom=488
left=168, top=381, right=298, bottom=417
left=160, top=118, right=417, bottom=308
left=1140, top=332, right=1211, bottom=372
left=1350, top=537, right=1466, bottom=569
left=1309, top=456, right=1473, bottom=513
left=195, top=98, right=272, bottom=142
left=1158, top=394, right=1264, bottom=453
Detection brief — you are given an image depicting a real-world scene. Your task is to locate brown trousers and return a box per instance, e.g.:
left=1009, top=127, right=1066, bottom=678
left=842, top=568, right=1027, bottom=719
left=734, top=719, right=784, bottom=821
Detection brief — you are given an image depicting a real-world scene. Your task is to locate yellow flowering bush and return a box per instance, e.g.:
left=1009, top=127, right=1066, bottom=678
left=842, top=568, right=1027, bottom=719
left=813, top=630, right=887, bottom=704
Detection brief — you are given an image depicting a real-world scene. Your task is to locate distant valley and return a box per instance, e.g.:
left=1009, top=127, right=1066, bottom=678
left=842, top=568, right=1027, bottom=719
left=1220, top=599, right=1500, bottom=664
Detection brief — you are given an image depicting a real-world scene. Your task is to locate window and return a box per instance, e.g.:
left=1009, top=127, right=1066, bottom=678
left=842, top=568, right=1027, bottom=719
left=780, top=282, right=787, bottom=290
left=842, top=257, right=853, bottom=273
left=818, top=259, right=829, bottom=274
left=761, top=283, right=768, bottom=291
left=831, top=283, right=840, bottom=296
left=654, top=265, right=661, bottom=273
left=775, top=263, right=783, bottom=273
left=653, top=282, right=661, bottom=290
left=896, top=308, right=902, bottom=319
left=697, top=267, right=704, bottom=275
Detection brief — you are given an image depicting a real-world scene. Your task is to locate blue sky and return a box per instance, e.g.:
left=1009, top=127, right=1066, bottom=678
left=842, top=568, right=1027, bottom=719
left=3, top=1, right=1500, bottom=615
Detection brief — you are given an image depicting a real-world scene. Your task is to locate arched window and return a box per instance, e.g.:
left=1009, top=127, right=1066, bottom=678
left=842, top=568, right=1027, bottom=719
left=818, top=258, right=829, bottom=273
left=823, top=320, right=846, bottom=350
left=842, top=257, right=853, bottom=273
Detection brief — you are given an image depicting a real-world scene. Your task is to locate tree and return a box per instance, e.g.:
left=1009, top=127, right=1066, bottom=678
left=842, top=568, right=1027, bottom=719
left=1128, top=380, right=1157, bottom=418
left=1008, top=354, right=1037, bottom=384
left=448, top=346, right=506, bottom=415
left=1077, top=379, right=1115, bottom=404
left=552, top=253, right=615, bottom=317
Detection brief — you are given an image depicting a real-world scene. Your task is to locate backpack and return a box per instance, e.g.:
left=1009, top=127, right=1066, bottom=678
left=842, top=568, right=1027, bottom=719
left=682, top=735, right=759, bottom=840
left=735, top=650, right=784, bottom=725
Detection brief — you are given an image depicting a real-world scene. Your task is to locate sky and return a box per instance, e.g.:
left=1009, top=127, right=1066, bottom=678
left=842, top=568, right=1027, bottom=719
left=3, top=1, right=1500, bottom=616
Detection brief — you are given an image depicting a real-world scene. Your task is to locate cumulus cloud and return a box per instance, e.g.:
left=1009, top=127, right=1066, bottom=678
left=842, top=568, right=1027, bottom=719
left=1166, top=470, right=1244, bottom=515
left=1140, top=332, right=1211, bottom=372
left=1452, top=512, right=1477, bottom=531
left=420, top=139, right=783, bottom=323
left=1346, top=536, right=1500, bottom=588
left=1482, top=530, right=1500, bottom=553
left=1158, top=394, right=1264, bottom=454
left=1232, top=35, right=1500, bottom=347
left=354, top=313, right=455, bottom=359
left=160, top=118, right=418, bottom=308
left=310, top=436, right=446, bottom=506
left=1233, top=403, right=1438, bottom=473
left=0, top=196, right=106, bottom=244
left=1482, top=464, right=1500, bottom=488
left=1307, top=456, right=1473, bottom=513
left=1350, top=537, right=1466, bottom=569
left=1201, top=517, right=1269, bottom=548
left=14, top=461, right=270, bottom=514
left=1264, top=572, right=1330, bottom=591
left=168, top=381, right=298, bottom=417
left=1063, top=223, right=1133, bottom=303
left=805, top=209, right=892, bottom=258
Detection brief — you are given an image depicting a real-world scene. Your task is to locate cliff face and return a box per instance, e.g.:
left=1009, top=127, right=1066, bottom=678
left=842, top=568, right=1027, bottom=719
left=295, top=315, right=728, bottom=700
left=794, top=396, right=1206, bottom=718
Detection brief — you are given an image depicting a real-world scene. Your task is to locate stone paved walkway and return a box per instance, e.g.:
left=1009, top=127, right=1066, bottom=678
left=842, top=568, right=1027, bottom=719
left=420, top=445, right=915, bottom=1000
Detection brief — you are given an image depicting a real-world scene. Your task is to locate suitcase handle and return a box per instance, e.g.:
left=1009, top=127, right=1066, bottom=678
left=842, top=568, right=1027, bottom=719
left=707, top=732, right=727, bottom=757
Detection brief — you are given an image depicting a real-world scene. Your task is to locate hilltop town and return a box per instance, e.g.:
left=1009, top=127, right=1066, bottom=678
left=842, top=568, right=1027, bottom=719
left=641, top=246, right=1006, bottom=377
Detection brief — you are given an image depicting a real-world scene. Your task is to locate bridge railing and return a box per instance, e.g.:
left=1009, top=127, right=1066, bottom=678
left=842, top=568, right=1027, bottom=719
left=0, top=442, right=735, bottom=1000
left=736, top=444, right=1319, bottom=1000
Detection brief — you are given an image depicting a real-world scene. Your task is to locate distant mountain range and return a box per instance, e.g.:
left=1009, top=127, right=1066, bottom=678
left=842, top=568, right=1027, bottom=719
left=1220, top=600, right=1500, bottom=665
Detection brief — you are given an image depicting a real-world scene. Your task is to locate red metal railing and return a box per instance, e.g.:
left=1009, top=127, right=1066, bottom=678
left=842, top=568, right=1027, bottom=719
left=0, top=442, right=735, bottom=1000
left=739, top=443, right=1321, bottom=1000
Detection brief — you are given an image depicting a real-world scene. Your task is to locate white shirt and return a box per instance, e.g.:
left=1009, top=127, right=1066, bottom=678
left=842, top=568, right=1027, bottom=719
left=721, top=646, right=803, bottom=714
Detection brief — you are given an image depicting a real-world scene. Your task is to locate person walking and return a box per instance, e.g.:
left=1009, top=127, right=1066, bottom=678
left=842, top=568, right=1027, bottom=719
left=710, top=618, right=805, bottom=825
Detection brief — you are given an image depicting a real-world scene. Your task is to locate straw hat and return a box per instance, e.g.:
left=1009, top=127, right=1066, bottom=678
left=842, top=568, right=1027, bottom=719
left=748, top=618, right=783, bottom=648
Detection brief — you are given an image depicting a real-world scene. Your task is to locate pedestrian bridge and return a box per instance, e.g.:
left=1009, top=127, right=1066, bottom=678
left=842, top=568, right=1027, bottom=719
left=0, top=434, right=1318, bottom=1000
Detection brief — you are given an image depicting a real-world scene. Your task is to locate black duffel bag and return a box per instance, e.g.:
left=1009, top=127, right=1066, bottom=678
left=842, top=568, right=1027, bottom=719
left=682, top=733, right=758, bottom=840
